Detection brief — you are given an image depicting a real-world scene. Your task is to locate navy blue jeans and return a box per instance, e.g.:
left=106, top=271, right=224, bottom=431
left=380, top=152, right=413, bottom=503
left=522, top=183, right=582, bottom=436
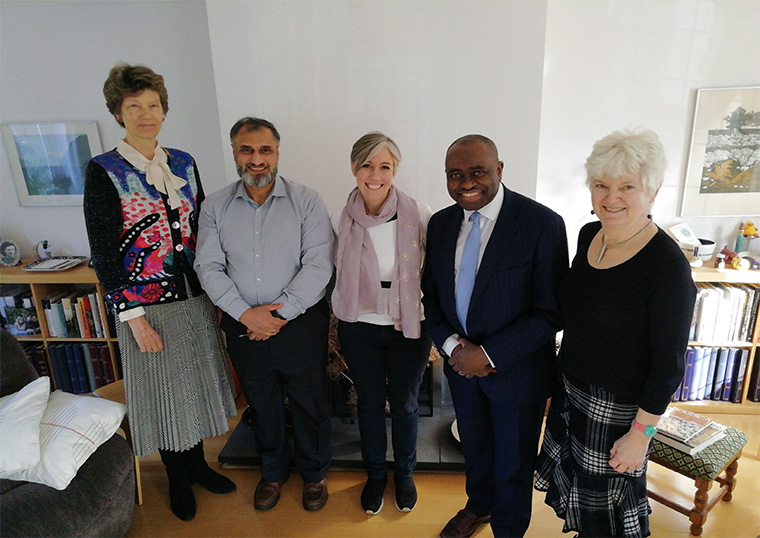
left=338, top=320, right=431, bottom=479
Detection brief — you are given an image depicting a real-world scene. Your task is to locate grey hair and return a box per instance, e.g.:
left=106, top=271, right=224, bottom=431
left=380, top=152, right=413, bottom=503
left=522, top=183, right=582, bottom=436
left=585, top=128, right=667, bottom=194
left=350, top=132, right=401, bottom=173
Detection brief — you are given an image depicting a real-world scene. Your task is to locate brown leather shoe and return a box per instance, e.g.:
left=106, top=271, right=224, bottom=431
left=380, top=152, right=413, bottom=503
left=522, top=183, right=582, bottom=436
left=254, top=476, right=288, bottom=511
left=302, top=479, right=328, bottom=511
left=440, top=509, right=491, bottom=538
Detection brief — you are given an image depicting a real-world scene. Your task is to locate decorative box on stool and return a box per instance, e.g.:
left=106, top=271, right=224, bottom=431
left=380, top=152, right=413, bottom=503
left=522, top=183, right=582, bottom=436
left=647, top=427, right=747, bottom=536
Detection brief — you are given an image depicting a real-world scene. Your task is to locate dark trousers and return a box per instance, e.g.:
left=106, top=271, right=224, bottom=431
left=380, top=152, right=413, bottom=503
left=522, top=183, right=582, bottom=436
left=445, top=364, right=546, bottom=538
left=338, top=320, right=431, bottom=479
left=222, top=300, right=331, bottom=484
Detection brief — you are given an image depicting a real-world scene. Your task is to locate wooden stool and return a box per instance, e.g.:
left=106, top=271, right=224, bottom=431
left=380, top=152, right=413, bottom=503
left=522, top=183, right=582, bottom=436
left=647, top=427, right=747, bottom=536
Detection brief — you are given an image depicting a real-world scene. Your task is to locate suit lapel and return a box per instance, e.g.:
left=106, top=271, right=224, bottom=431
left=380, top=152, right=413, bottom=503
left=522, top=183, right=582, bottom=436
left=442, top=207, right=463, bottom=311
left=469, top=186, right=519, bottom=309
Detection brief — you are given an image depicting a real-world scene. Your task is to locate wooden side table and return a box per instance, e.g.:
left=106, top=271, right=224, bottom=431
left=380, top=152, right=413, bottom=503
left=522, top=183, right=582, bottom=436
left=647, top=427, right=747, bottom=536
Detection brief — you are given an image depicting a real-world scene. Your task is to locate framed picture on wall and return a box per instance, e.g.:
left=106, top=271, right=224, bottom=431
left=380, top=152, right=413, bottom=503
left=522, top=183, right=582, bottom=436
left=1, top=121, right=102, bottom=207
left=680, top=86, right=760, bottom=217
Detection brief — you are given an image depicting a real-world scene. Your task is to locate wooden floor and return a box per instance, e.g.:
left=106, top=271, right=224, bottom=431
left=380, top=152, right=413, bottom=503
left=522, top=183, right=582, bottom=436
left=126, top=397, right=760, bottom=538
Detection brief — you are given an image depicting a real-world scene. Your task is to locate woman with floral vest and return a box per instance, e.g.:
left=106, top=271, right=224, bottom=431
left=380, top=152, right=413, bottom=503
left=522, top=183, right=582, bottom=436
left=84, top=64, right=237, bottom=522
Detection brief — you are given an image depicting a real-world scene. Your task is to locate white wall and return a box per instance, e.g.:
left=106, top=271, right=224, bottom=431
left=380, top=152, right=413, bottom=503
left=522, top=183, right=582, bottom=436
left=205, top=0, right=548, bottom=215
left=0, top=0, right=225, bottom=258
left=1, top=0, right=758, bottom=261
left=537, top=0, right=760, bottom=256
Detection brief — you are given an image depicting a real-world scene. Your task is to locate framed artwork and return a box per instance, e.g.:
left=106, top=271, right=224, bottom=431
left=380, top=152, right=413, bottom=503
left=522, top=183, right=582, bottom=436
left=680, top=87, right=760, bottom=217
left=1, top=121, right=102, bottom=206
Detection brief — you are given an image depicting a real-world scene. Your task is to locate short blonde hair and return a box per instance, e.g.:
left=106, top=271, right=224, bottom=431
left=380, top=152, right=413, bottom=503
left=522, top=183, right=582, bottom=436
left=585, top=128, right=667, bottom=194
left=350, top=132, right=401, bottom=173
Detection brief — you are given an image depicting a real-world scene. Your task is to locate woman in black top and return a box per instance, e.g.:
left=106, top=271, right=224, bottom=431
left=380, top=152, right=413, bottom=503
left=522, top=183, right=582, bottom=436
left=535, top=129, right=696, bottom=538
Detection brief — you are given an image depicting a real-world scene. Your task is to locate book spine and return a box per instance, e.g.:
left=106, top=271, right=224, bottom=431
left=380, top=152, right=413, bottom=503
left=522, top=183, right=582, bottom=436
left=721, top=349, right=739, bottom=401
left=73, top=301, right=86, bottom=338
left=63, top=344, right=80, bottom=393
left=80, top=343, right=98, bottom=391
left=730, top=349, right=750, bottom=403
left=53, top=301, right=68, bottom=338
left=88, top=291, right=104, bottom=338
left=88, top=343, right=105, bottom=387
left=711, top=348, right=729, bottom=400
left=99, top=344, right=116, bottom=384
left=71, top=344, right=89, bottom=393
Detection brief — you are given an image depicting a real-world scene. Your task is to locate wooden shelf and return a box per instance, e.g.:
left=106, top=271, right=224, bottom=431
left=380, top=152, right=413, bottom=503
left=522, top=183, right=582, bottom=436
left=691, top=266, right=760, bottom=284
left=674, top=267, right=760, bottom=414
left=1, top=259, right=120, bottom=391
left=0, top=259, right=101, bottom=284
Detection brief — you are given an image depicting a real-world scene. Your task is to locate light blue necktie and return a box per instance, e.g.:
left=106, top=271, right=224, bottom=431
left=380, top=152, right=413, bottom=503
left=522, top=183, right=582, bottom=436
left=456, top=211, right=481, bottom=333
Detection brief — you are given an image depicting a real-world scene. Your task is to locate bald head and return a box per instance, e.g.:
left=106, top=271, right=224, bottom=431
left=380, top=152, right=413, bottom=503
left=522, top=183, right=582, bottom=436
left=446, top=134, right=499, bottom=162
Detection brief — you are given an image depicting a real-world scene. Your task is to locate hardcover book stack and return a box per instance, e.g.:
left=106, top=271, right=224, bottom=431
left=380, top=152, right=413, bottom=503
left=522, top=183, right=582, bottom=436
left=673, top=346, right=750, bottom=403
left=654, top=406, right=726, bottom=455
left=673, top=283, right=760, bottom=403
left=47, top=342, right=118, bottom=393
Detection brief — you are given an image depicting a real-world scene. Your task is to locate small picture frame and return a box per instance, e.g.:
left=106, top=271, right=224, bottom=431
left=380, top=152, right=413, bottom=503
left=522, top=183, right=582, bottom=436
left=1, top=121, right=102, bottom=207
left=0, top=239, right=21, bottom=267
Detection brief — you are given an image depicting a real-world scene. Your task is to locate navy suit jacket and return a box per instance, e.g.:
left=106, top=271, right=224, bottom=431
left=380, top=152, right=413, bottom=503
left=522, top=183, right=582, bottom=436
left=422, top=185, right=568, bottom=402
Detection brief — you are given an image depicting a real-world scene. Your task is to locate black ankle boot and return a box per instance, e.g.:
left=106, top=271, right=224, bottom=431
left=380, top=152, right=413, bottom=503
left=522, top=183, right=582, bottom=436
left=159, top=449, right=196, bottom=521
left=183, top=440, right=236, bottom=494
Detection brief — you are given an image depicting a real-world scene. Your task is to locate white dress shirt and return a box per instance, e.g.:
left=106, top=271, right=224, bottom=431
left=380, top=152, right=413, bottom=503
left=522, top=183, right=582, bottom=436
left=443, top=184, right=505, bottom=365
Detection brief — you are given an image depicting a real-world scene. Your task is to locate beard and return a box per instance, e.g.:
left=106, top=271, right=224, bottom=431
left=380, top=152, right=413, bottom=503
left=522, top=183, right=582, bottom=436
left=238, top=165, right=278, bottom=188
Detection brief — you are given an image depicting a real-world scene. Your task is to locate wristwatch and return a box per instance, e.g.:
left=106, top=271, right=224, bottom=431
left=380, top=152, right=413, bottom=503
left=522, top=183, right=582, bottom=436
left=632, top=420, right=657, bottom=437
left=270, top=310, right=286, bottom=320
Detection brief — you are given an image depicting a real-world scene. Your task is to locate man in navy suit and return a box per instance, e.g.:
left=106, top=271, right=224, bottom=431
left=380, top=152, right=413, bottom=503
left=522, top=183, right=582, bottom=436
left=422, top=135, right=568, bottom=538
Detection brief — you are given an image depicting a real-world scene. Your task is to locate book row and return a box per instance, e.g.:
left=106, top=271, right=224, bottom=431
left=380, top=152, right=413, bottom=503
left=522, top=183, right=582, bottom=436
left=673, top=346, right=751, bottom=403
left=0, top=285, right=116, bottom=339
left=689, top=283, right=760, bottom=343
left=41, top=288, right=113, bottom=339
left=21, top=342, right=119, bottom=394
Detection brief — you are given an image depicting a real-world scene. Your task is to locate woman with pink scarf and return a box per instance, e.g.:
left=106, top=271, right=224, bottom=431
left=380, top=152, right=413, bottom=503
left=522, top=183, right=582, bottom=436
left=332, top=132, right=432, bottom=515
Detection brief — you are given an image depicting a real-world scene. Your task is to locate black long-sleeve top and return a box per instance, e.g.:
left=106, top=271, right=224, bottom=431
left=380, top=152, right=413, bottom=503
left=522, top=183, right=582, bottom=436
left=559, top=222, right=697, bottom=415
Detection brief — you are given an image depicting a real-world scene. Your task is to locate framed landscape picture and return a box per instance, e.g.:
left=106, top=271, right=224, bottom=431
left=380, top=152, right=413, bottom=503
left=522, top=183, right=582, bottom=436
left=680, top=87, right=760, bottom=217
left=1, top=121, right=102, bottom=206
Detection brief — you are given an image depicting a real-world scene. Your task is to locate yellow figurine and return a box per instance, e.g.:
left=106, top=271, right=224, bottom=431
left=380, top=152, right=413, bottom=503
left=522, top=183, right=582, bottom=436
left=743, top=221, right=758, bottom=237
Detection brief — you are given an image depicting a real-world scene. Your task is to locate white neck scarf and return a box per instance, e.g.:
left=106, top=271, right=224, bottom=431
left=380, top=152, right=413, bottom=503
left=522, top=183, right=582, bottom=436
left=117, top=139, right=187, bottom=209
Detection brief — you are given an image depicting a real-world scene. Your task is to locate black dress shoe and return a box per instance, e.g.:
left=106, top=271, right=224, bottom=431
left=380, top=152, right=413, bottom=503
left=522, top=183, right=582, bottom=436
left=302, top=479, right=328, bottom=511
left=440, top=509, right=491, bottom=538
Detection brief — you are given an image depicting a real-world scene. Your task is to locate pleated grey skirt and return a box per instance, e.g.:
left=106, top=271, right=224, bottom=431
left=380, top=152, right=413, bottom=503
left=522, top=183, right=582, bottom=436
left=116, top=294, right=237, bottom=456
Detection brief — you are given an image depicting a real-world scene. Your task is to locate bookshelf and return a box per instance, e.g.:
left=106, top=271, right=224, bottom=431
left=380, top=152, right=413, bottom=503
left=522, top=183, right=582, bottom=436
left=0, top=259, right=120, bottom=391
left=677, top=266, right=760, bottom=416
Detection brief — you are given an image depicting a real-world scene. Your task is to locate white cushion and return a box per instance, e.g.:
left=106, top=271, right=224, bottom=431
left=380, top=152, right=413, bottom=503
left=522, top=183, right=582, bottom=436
left=4, top=390, right=126, bottom=490
left=0, top=376, right=50, bottom=476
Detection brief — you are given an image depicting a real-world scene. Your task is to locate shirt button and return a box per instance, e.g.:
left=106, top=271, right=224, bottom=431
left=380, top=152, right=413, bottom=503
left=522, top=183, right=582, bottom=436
left=171, top=222, right=180, bottom=229
left=256, top=277, right=261, bottom=282
left=175, top=244, right=184, bottom=252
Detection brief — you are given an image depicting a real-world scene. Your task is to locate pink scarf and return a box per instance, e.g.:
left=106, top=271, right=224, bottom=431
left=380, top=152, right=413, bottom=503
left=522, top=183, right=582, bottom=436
left=332, top=186, right=423, bottom=338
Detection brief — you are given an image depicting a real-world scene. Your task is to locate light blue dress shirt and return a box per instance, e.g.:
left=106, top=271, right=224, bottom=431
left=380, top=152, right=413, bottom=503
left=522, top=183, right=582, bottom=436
left=194, top=177, right=334, bottom=321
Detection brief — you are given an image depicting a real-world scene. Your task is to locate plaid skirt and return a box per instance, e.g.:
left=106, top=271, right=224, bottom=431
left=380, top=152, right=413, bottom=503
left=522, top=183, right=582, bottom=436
left=116, top=294, right=237, bottom=456
left=535, top=376, right=651, bottom=538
